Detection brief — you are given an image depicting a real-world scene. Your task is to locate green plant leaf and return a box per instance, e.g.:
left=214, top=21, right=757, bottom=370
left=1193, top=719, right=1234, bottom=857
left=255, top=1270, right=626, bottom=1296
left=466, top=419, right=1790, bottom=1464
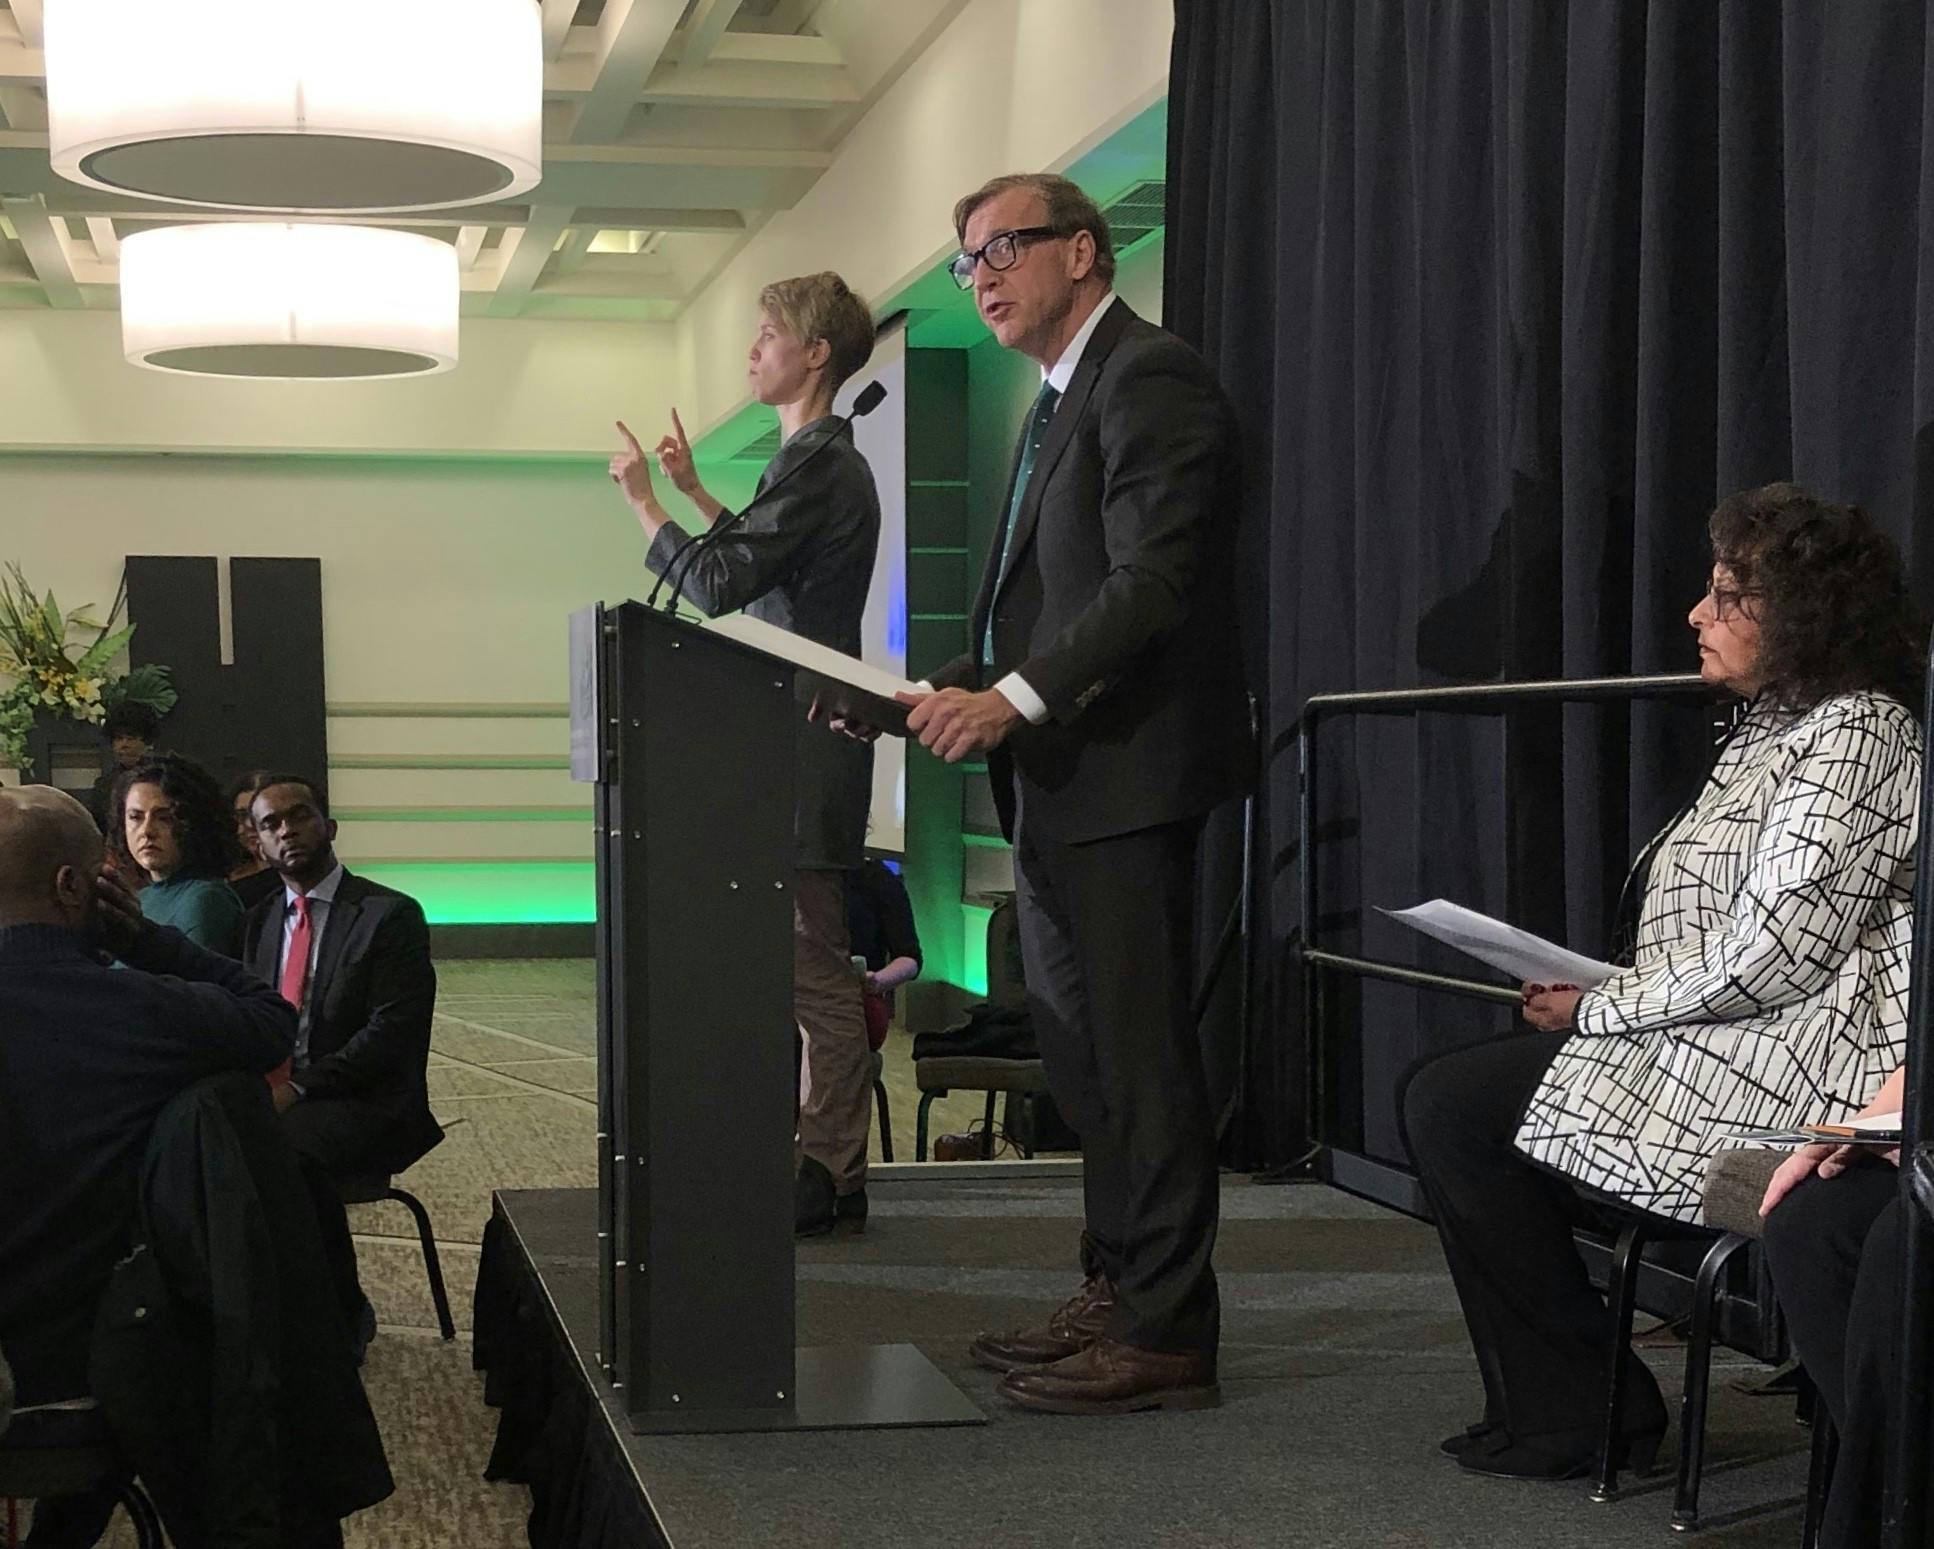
left=75, top=624, right=135, bottom=676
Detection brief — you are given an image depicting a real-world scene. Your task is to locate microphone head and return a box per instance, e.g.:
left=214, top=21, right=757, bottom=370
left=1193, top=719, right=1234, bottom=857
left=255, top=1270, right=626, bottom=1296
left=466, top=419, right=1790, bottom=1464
left=851, top=381, right=887, bottom=417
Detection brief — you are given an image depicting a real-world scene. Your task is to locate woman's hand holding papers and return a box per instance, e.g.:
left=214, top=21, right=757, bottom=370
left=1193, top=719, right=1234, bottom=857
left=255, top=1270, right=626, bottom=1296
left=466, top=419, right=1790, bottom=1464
left=1520, top=983, right=1582, bottom=1032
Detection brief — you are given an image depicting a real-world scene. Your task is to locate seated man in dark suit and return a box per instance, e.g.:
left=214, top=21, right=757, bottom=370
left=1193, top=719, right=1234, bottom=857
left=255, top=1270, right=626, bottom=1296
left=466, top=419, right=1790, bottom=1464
left=0, top=785, right=295, bottom=1410
left=242, top=775, right=443, bottom=1348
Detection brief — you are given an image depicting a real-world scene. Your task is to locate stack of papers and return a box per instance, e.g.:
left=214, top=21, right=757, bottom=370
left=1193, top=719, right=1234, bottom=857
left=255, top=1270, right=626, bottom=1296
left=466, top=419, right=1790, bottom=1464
left=1377, top=900, right=1617, bottom=988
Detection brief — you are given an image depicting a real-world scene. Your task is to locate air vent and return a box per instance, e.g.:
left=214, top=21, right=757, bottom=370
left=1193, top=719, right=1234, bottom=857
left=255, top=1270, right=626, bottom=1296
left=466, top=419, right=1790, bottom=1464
left=1102, top=179, right=1166, bottom=249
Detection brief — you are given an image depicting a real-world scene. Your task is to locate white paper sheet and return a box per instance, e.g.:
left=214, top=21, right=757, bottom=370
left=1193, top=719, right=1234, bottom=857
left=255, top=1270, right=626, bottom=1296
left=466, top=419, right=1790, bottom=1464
left=1377, top=899, right=1618, bottom=988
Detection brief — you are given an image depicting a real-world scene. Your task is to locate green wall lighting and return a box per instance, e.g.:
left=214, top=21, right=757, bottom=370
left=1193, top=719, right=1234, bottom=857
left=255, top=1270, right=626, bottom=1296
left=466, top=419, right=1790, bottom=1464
left=355, top=861, right=595, bottom=924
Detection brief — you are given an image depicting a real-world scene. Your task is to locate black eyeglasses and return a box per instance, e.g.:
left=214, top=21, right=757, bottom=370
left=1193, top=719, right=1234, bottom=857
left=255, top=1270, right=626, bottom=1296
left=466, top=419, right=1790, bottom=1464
left=1706, top=583, right=1762, bottom=621
left=949, top=226, right=1062, bottom=289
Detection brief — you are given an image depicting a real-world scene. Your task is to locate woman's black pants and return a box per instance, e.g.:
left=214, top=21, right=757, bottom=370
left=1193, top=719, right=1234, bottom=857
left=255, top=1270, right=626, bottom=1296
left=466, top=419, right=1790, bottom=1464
left=1762, top=1162, right=1914, bottom=1549
left=1398, top=1031, right=1665, bottom=1452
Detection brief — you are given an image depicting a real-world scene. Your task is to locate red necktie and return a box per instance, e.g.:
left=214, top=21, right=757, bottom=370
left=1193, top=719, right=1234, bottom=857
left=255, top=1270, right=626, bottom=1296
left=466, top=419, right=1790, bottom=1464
left=280, top=894, right=312, bottom=1009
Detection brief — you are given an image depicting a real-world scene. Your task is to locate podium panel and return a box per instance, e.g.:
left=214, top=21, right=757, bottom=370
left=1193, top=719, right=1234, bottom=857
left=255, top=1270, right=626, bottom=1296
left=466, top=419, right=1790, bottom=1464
left=586, top=602, right=798, bottom=1423
left=575, top=600, right=982, bottom=1435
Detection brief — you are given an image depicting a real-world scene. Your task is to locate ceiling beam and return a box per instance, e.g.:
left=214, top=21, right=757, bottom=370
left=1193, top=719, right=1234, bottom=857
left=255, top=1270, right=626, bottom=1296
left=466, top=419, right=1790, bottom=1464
left=7, top=0, right=43, bottom=47
left=454, top=225, right=488, bottom=270
left=760, top=0, right=826, bottom=34
left=552, top=225, right=597, bottom=275
left=679, top=0, right=747, bottom=75
left=1, top=193, right=81, bottom=308
left=0, top=35, right=44, bottom=84
left=485, top=205, right=573, bottom=318
left=570, top=0, right=684, bottom=145
left=83, top=215, right=117, bottom=262
left=539, top=0, right=577, bottom=63
left=0, top=83, right=44, bottom=129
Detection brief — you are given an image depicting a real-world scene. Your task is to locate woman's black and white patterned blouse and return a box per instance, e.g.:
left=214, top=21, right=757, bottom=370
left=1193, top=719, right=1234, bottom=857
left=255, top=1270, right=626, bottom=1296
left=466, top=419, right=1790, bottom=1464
left=1516, top=690, right=1920, bottom=1222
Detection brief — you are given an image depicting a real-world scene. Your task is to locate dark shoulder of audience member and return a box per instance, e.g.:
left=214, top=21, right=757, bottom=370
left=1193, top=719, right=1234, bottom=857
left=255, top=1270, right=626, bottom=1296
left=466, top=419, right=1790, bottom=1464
left=0, top=786, right=294, bottom=1406
left=1710, top=484, right=1930, bottom=716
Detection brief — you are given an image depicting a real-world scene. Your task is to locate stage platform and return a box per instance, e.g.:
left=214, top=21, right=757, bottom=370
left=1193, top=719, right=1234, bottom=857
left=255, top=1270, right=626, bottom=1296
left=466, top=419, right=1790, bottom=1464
left=474, top=1177, right=1815, bottom=1549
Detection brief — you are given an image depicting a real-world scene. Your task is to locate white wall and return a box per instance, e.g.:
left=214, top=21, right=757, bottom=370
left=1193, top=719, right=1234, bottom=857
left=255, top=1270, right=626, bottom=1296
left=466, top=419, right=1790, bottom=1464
left=0, top=453, right=651, bottom=908
left=0, top=311, right=680, bottom=458
left=678, top=0, right=1172, bottom=439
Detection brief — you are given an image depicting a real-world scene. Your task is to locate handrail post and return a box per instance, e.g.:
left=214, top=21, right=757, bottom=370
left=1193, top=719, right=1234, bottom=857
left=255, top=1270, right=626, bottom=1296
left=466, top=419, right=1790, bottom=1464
left=1884, top=646, right=1934, bottom=1548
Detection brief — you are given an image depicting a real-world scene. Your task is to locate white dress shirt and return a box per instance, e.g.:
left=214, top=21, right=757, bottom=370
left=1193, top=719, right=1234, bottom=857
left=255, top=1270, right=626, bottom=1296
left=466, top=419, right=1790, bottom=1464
left=277, top=861, right=345, bottom=1063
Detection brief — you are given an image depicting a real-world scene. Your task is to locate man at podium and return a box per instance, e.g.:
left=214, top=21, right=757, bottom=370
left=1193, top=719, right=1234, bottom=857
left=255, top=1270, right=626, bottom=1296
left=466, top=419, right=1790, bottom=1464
left=609, top=271, right=884, bottom=1238
left=903, top=174, right=1250, bottom=1415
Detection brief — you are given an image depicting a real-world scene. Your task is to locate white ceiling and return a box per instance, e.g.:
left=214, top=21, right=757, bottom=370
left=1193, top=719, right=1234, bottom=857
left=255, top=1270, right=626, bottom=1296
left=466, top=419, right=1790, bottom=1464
left=0, top=0, right=970, bottom=320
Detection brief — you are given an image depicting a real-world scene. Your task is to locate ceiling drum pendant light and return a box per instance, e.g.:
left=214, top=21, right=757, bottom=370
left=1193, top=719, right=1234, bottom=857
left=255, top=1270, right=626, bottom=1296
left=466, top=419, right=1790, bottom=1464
left=46, top=0, right=543, bottom=214
left=120, top=224, right=460, bottom=380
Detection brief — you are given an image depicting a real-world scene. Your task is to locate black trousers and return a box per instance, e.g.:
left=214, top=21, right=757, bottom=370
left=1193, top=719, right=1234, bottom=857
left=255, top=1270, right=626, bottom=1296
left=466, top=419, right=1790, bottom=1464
left=1398, top=1033, right=1667, bottom=1449
left=282, top=1096, right=401, bottom=1324
left=1012, top=803, right=1219, bottom=1356
left=1761, top=1162, right=1916, bottom=1549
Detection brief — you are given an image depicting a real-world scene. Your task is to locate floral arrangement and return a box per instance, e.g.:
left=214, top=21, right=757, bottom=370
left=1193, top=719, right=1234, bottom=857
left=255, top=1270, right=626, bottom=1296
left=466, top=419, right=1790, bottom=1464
left=0, top=565, right=177, bottom=776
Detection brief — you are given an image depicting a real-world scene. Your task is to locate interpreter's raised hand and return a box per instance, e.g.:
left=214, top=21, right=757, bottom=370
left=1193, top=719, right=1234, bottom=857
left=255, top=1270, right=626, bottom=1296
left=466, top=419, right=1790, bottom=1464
left=903, top=687, right=1020, bottom=764
left=1520, top=983, right=1582, bottom=1032
left=655, top=408, right=702, bottom=499
left=609, top=421, right=659, bottom=510
left=92, top=858, right=146, bottom=958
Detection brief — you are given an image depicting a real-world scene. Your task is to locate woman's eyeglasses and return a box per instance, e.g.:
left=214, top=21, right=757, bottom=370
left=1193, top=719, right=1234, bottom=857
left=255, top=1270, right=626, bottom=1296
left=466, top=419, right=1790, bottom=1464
left=1707, top=584, right=1761, bottom=621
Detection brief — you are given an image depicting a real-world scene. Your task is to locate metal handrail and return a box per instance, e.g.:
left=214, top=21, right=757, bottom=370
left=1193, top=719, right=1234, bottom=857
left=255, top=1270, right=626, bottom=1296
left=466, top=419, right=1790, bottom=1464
left=1297, top=670, right=1720, bottom=1155
left=1887, top=646, right=1934, bottom=1548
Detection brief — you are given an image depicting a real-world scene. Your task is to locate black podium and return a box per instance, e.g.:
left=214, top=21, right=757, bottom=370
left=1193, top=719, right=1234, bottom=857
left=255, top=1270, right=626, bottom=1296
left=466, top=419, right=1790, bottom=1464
left=570, top=601, right=980, bottom=1435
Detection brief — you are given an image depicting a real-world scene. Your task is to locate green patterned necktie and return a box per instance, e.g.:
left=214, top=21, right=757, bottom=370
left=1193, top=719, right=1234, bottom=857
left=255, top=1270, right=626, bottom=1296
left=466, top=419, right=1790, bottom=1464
left=983, top=380, right=1062, bottom=664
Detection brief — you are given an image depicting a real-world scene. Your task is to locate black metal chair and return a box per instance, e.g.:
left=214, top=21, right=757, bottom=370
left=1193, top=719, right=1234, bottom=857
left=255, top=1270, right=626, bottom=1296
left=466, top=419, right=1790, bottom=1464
left=0, top=1406, right=163, bottom=1549
left=913, top=1056, right=1049, bottom=1160
left=339, top=1174, right=456, bottom=1341
left=869, top=1047, right=894, bottom=1163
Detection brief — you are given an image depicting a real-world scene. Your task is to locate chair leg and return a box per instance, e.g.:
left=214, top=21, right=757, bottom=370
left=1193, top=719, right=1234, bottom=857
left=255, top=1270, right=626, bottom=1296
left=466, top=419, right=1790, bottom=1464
left=874, top=1078, right=893, bottom=1164
left=118, top=1481, right=166, bottom=1549
left=1592, top=1223, right=1648, bottom=1503
left=386, top=1187, right=456, bottom=1341
left=1672, top=1232, right=1748, bottom=1531
left=916, top=1090, right=941, bottom=1161
left=1801, top=1388, right=1837, bottom=1549
left=980, top=1090, right=998, bottom=1158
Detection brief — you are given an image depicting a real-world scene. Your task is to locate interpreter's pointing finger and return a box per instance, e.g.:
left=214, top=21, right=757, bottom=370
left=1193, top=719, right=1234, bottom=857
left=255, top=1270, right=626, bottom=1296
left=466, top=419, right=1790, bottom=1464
left=616, top=420, right=644, bottom=455
left=671, top=407, right=690, bottom=449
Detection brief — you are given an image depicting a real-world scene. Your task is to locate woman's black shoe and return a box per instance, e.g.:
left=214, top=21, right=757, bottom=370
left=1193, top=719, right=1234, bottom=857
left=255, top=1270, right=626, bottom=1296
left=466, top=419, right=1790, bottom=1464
left=1456, top=1426, right=1664, bottom=1481
left=1439, top=1420, right=1501, bottom=1459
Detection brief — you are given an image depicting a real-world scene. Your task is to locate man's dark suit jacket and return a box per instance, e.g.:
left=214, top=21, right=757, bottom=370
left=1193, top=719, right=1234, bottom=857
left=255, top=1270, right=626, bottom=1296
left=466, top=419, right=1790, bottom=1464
left=930, top=300, right=1252, bottom=842
left=644, top=416, right=881, bottom=869
left=243, top=870, right=443, bottom=1175
left=0, top=921, right=294, bottom=1406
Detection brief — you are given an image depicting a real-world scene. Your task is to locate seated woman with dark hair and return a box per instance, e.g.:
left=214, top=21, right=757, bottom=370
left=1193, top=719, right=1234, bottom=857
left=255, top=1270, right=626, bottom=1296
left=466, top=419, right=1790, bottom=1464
left=226, top=768, right=283, bottom=911
left=113, top=752, right=246, bottom=956
left=1401, top=483, right=1925, bottom=1481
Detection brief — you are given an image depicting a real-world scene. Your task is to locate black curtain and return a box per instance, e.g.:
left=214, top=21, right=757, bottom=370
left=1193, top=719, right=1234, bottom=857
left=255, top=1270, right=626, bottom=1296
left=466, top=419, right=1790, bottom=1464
left=1168, top=1, right=1934, bottom=1173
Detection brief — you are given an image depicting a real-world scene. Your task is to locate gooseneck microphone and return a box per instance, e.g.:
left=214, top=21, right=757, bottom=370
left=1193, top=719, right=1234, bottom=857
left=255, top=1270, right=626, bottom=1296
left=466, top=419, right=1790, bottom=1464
left=652, top=380, right=889, bottom=617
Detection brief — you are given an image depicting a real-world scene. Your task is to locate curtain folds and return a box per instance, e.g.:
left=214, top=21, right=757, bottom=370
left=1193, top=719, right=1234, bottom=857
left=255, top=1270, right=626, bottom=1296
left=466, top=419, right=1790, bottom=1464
left=1168, top=0, right=1934, bottom=1169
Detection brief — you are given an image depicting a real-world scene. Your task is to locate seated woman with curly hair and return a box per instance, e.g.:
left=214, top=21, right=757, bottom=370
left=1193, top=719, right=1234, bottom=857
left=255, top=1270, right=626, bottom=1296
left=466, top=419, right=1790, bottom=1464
left=112, top=752, right=246, bottom=956
left=1401, top=483, right=1925, bottom=1481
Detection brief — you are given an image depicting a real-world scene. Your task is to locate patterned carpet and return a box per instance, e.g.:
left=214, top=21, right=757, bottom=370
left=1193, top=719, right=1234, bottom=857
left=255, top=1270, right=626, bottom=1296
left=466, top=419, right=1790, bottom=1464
left=68, top=959, right=1813, bottom=1548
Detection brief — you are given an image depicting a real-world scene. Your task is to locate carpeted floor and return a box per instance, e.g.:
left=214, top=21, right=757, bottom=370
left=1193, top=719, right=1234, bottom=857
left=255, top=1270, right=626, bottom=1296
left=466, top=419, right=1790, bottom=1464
left=70, top=959, right=1813, bottom=1548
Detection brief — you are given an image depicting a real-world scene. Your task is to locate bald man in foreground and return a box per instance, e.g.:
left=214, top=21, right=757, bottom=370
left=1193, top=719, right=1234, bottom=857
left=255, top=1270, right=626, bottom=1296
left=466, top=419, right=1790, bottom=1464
left=0, top=786, right=295, bottom=1410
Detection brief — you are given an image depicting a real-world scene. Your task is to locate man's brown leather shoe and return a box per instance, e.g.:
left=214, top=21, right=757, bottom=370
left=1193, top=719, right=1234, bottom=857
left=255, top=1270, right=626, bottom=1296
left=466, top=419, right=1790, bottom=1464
left=996, top=1337, right=1219, bottom=1415
left=968, top=1274, right=1114, bottom=1374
